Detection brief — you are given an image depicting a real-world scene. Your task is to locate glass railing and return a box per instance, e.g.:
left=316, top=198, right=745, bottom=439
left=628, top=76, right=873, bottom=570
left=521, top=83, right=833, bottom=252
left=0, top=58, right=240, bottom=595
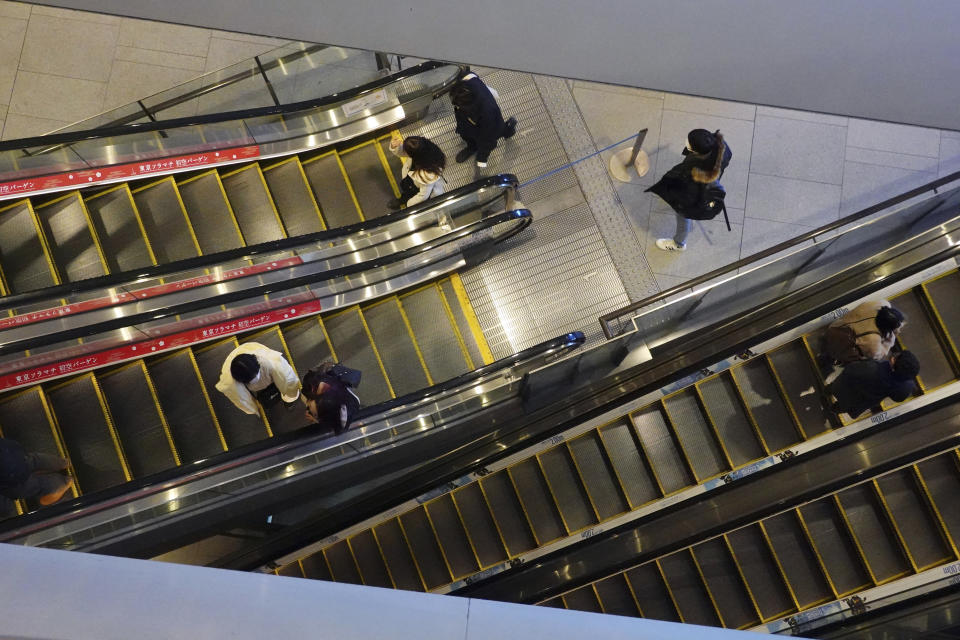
left=599, top=171, right=960, bottom=348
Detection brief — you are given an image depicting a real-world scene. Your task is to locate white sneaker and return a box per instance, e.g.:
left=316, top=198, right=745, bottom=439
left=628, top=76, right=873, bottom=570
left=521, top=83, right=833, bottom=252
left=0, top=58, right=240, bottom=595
left=656, top=238, right=686, bottom=252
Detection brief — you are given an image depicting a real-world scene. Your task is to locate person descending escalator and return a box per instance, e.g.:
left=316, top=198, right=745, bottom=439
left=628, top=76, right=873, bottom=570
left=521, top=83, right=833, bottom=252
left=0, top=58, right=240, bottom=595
left=302, top=362, right=362, bottom=435
left=215, top=342, right=301, bottom=415
left=0, top=437, right=74, bottom=506
left=386, top=132, right=447, bottom=210
left=817, top=300, right=906, bottom=372
left=824, top=350, right=919, bottom=419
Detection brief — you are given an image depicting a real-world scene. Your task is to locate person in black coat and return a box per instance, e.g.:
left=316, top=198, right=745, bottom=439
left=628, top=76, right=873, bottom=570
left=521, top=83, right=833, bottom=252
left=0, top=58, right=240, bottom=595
left=0, top=438, right=74, bottom=505
left=450, top=73, right=518, bottom=168
left=302, top=362, right=361, bottom=434
left=646, top=129, right=732, bottom=251
left=825, top=350, right=919, bottom=419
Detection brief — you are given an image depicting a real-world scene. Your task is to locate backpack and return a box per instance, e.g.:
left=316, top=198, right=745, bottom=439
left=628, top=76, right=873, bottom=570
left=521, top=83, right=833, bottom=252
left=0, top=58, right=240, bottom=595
left=683, top=184, right=730, bottom=230
left=823, top=324, right=881, bottom=365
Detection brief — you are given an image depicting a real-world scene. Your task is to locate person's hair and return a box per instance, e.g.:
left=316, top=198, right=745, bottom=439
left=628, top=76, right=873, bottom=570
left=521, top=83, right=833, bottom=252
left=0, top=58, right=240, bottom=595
left=301, top=369, right=323, bottom=399
left=311, top=385, right=351, bottom=430
left=875, top=306, right=905, bottom=340
left=450, top=82, right=475, bottom=108
left=403, top=136, right=446, bottom=175
left=892, top=350, right=920, bottom=380
left=230, top=353, right=260, bottom=383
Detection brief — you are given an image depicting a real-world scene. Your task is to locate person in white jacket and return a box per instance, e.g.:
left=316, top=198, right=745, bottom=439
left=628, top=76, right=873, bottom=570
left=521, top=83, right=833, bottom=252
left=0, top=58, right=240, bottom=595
left=387, top=133, right=446, bottom=209
left=215, top=342, right=300, bottom=415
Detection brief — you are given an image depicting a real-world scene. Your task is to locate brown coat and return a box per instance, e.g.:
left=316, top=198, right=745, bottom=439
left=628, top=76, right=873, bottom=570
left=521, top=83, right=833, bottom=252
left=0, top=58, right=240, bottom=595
left=829, top=299, right=898, bottom=361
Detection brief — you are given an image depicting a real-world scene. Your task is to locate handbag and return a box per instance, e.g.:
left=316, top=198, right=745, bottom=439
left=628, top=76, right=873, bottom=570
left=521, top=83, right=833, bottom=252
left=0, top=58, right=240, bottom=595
left=399, top=175, right=419, bottom=202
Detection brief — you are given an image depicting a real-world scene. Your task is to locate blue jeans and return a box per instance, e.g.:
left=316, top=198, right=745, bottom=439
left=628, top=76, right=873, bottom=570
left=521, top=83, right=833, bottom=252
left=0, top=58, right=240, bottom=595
left=673, top=212, right=691, bottom=246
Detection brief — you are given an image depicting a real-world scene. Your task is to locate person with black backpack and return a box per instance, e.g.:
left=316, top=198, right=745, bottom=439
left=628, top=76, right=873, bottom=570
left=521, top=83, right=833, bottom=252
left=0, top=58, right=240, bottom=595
left=646, top=129, right=733, bottom=252
left=302, top=362, right=362, bottom=434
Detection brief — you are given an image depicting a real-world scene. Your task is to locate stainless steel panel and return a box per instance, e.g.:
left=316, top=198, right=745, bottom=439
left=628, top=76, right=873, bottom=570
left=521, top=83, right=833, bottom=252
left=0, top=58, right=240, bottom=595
left=479, top=472, right=537, bottom=556
left=568, top=432, right=628, bottom=521
left=538, top=446, right=597, bottom=533
left=177, top=172, right=244, bottom=253
left=691, top=538, right=758, bottom=629
left=362, top=299, right=430, bottom=397
left=663, top=389, right=728, bottom=481
left=452, top=484, right=508, bottom=568
left=301, top=153, right=362, bottom=228
left=399, top=506, right=451, bottom=589
left=339, top=143, right=394, bottom=220
left=726, top=525, right=795, bottom=621
left=439, top=279, right=485, bottom=368
left=625, top=564, right=680, bottom=622
left=373, top=518, right=424, bottom=591
left=299, top=550, right=332, bottom=581
left=47, top=376, right=125, bottom=492
left=698, top=373, right=765, bottom=466
left=916, top=454, right=960, bottom=549
left=400, top=286, right=471, bottom=383
left=85, top=189, right=153, bottom=273
left=97, top=364, right=176, bottom=477
left=324, top=307, right=393, bottom=405
left=732, top=359, right=802, bottom=452
left=767, top=340, right=832, bottom=437
left=761, top=513, right=833, bottom=608
left=836, top=485, right=910, bottom=582
left=349, top=530, right=393, bottom=588
left=893, top=288, right=956, bottom=389
left=132, top=180, right=199, bottom=263
left=324, top=539, right=362, bottom=584
left=220, top=166, right=286, bottom=244
left=876, top=470, right=951, bottom=569
left=0, top=201, right=56, bottom=293
left=262, top=159, right=325, bottom=236
left=593, top=575, right=639, bottom=617
left=598, top=419, right=660, bottom=507
left=425, top=494, right=479, bottom=579
left=799, top=500, right=872, bottom=594
left=630, top=405, right=693, bottom=494
left=193, top=340, right=269, bottom=449
left=658, top=552, right=722, bottom=626
left=563, top=585, right=602, bottom=613
left=36, top=197, right=105, bottom=282
left=509, top=459, right=567, bottom=543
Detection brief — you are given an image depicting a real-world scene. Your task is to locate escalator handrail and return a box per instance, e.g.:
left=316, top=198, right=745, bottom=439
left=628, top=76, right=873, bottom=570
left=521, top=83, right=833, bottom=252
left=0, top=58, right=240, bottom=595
left=0, top=60, right=466, bottom=152
left=599, top=168, right=960, bottom=338
left=0, top=174, right=518, bottom=312
left=0, top=331, right=584, bottom=541
left=0, top=207, right=532, bottom=355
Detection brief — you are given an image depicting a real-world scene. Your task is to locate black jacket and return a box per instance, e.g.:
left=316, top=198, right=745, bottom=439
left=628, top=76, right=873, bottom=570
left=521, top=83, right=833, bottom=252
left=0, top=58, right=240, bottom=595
left=826, top=359, right=915, bottom=418
left=453, top=75, right=507, bottom=163
left=0, top=438, right=30, bottom=498
left=646, top=135, right=732, bottom=218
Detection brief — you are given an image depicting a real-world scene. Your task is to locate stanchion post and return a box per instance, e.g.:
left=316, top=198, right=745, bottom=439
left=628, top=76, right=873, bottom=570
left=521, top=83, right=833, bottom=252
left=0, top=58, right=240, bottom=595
left=628, top=128, right=648, bottom=166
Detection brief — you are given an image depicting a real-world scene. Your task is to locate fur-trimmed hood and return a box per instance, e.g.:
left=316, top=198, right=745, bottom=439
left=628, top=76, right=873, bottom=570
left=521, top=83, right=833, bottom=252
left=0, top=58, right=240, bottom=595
left=690, top=132, right=726, bottom=184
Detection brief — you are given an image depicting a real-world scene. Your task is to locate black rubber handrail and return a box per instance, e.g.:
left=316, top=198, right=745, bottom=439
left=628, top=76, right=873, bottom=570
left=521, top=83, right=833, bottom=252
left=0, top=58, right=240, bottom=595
left=0, top=208, right=532, bottom=355
left=0, top=174, right=517, bottom=312
left=0, top=331, right=584, bottom=540
left=0, top=60, right=463, bottom=152
left=600, top=168, right=960, bottom=338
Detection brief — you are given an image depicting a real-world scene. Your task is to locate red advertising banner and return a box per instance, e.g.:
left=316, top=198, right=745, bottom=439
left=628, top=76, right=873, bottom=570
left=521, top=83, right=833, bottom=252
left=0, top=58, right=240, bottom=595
left=0, top=145, right=260, bottom=200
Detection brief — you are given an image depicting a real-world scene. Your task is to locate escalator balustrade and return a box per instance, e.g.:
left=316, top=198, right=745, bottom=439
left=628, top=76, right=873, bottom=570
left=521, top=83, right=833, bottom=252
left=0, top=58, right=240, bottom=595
left=0, top=276, right=489, bottom=519
left=540, top=446, right=960, bottom=631
left=268, top=266, right=960, bottom=599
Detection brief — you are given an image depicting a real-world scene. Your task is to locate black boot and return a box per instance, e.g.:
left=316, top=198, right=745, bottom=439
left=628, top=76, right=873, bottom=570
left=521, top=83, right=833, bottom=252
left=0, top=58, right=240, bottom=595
left=386, top=197, right=404, bottom=210
left=503, top=116, right=518, bottom=139
left=455, top=147, right=476, bottom=163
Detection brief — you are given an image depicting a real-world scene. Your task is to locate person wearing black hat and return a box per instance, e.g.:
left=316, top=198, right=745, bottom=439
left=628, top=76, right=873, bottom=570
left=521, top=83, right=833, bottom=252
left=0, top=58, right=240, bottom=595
left=646, top=128, right=733, bottom=251
left=450, top=73, right=518, bottom=168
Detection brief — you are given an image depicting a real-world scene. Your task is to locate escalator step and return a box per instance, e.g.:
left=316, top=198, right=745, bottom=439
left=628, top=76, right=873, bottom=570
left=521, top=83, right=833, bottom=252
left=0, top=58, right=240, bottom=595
left=176, top=171, right=245, bottom=253
left=399, top=506, right=452, bottom=590
left=262, top=158, right=326, bottom=236
left=479, top=471, right=537, bottom=556
left=892, top=289, right=956, bottom=389
left=691, top=539, right=760, bottom=629
left=47, top=374, right=127, bottom=493
left=625, top=563, right=681, bottom=622
left=593, top=575, right=640, bottom=617
left=836, top=485, right=911, bottom=582
left=876, top=470, right=952, bottom=570
left=658, top=551, right=722, bottom=626
left=300, top=152, right=363, bottom=228
left=697, top=374, right=765, bottom=466
left=97, top=363, right=177, bottom=477
left=299, top=550, right=333, bottom=581
left=452, top=483, right=509, bottom=568
left=193, top=341, right=269, bottom=449
left=378, top=137, right=404, bottom=186
left=767, top=341, right=832, bottom=437
left=798, top=500, right=872, bottom=595
left=0, top=200, right=57, bottom=293
left=339, top=142, right=395, bottom=220
left=373, top=518, right=425, bottom=591
left=663, top=390, right=728, bottom=481
left=349, top=530, right=394, bottom=588
left=438, top=279, right=486, bottom=367
left=131, top=178, right=200, bottom=263
left=424, top=494, right=480, bottom=579
left=563, top=585, right=603, bottom=613
left=278, top=317, right=335, bottom=375
left=84, top=185, right=154, bottom=273
left=568, top=432, right=629, bottom=520
left=915, top=454, right=960, bottom=554
left=726, top=526, right=795, bottom=620
left=0, top=389, right=62, bottom=466
left=34, top=193, right=106, bottom=283
left=147, top=350, right=225, bottom=463
left=732, top=359, right=802, bottom=452
left=361, top=299, right=430, bottom=397
left=323, top=307, right=393, bottom=405
left=220, top=165, right=286, bottom=245
left=537, top=446, right=598, bottom=533
left=237, top=329, right=305, bottom=435
left=509, top=458, right=567, bottom=544
left=630, top=405, right=694, bottom=495
left=276, top=562, right=304, bottom=578
left=399, top=286, right=471, bottom=383
left=761, top=513, right=833, bottom=609
left=598, top=419, right=660, bottom=508
left=924, top=272, right=960, bottom=355
left=324, top=539, right=363, bottom=584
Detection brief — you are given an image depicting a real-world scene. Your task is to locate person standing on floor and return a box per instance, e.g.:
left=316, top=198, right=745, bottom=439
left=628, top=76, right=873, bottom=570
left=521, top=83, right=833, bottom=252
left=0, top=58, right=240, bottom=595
left=0, top=437, right=74, bottom=506
left=450, top=72, right=518, bottom=169
left=825, top=350, right=919, bottom=419
left=215, top=342, right=301, bottom=415
left=387, top=132, right=446, bottom=210
left=646, top=128, right=733, bottom=252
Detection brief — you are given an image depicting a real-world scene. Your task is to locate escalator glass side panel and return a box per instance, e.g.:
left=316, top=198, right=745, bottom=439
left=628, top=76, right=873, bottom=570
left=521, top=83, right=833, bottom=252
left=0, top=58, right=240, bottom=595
left=568, top=432, right=629, bottom=521
left=299, top=550, right=333, bottom=581
left=725, top=525, right=796, bottom=620
left=478, top=472, right=537, bottom=556
left=508, top=459, right=567, bottom=544
left=916, top=453, right=960, bottom=552
left=424, top=495, right=480, bottom=579
left=630, top=405, right=694, bottom=495
left=658, top=551, right=723, bottom=626
left=891, top=288, right=957, bottom=390
left=767, top=340, right=833, bottom=438
left=697, top=373, right=765, bottom=465
left=451, top=483, right=509, bottom=568
left=537, top=446, right=598, bottom=534
left=324, top=539, right=363, bottom=584
left=691, top=538, right=760, bottom=629
left=83, top=185, right=155, bottom=273
left=562, top=585, right=603, bottom=613
left=625, top=563, right=681, bottom=622
left=761, top=513, right=834, bottom=608
left=362, top=298, right=431, bottom=396
left=348, top=530, right=394, bottom=588
left=731, top=358, right=803, bottom=452
left=593, top=575, right=641, bottom=617
left=798, top=500, right=873, bottom=596
left=835, top=485, right=911, bottom=584
left=875, top=470, right=953, bottom=571
left=373, top=518, right=426, bottom=592
left=597, top=419, right=661, bottom=508
left=662, top=389, right=729, bottom=481
left=399, top=506, right=452, bottom=590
